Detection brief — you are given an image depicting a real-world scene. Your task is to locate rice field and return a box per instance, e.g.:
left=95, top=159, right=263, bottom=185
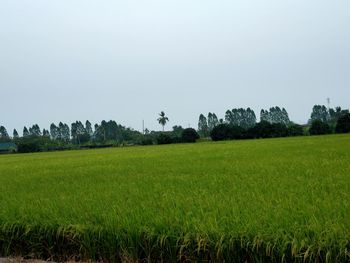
left=0, top=134, right=350, bottom=262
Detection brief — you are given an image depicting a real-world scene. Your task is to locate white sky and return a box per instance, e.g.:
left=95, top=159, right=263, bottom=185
left=1, top=0, right=349, bottom=134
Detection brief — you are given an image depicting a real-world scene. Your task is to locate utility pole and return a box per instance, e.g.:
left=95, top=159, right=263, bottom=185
left=142, top=120, right=145, bottom=135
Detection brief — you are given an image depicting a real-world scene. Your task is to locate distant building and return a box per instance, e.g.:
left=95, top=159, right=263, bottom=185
left=0, top=142, right=17, bottom=153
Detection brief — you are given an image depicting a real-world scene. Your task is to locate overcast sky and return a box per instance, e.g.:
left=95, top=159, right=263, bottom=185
left=1, top=0, right=349, bottom=134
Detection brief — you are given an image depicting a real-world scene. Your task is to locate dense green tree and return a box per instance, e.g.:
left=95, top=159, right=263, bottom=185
left=260, top=109, right=268, bottom=122
left=42, top=129, right=50, bottom=137
left=281, top=108, right=290, bottom=124
left=13, top=129, right=19, bottom=139
left=309, top=120, right=331, bottom=135
left=198, top=114, right=209, bottom=137
left=335, top=113, right=350, bottom=133
left=85, top=120, right=93, bottom=137
left=225, top=108, right=256, bottom=128
left=93, top=120, right=140, bottom=143
left=59, top=122, right=70, bottom=142
left=288, top=124, right=304, bottom=136
left=29, top=124, right=42, bottom=136
left=225, top=110, right=233, bottom=124
left=50, top=123, right=59, bottom=140
left=172, top=125, right=184, bottom=138
left=23, top=126, right=29, bottom=137
left=208, top=112, right=219, bottom=131
left=156, top=133, right=172, bottom=144
left=310, top=105, right=329, bottom=123
left=16, top=136, right=61, bottom=153
left=0, top=126, right=10, bottom=141
left=157, top=111, right=169, bottom=131
left=210, top=124, right=244, bottom=141
left=181, top=128, right=199, bottom=143
left=71, top=121, right=88, bottom=144
left=260, top=107, right=290, bottom=125
left=329, top=106, right=349, bottom=127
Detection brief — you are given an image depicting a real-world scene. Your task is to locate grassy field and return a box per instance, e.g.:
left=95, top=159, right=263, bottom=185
left=0, top=135, right=350, bottom=262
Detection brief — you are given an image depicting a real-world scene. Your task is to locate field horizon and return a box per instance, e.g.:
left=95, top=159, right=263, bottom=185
left=1, top=134, right=350, bottom=262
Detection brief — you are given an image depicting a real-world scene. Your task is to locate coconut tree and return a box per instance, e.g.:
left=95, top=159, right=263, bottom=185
left=157, top=111, right=169, bottom=131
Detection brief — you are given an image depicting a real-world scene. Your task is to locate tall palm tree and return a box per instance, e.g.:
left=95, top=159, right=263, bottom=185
left=157, top=111, right=169, bottom=131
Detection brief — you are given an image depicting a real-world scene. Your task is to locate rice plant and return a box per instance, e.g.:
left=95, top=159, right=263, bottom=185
left=0, top=134, right=349, bottom=262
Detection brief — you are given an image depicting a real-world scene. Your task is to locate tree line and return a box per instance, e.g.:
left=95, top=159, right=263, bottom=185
left=197, top=105, right=350, bottom=141
left=0, top=116, right=200, bottom=152
left=1, top=105, right=350, bottom=153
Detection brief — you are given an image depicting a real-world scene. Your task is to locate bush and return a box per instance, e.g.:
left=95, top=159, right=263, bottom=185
left=309, top=120, right=331, bottom=135
left=271, top=123, right=289, bottom=138
left=16, top=136, right=70, bottom=153
left=248, top=121, right=272, bottom=138
left=245, top=121, right=289, bottom=139
left=16, top=136, right=51, bottom=153
left=230, top=126, right=246, bottom=139
left=210, top=124, right=245, bottom=141
left=288, top=124, right=304, bottom=136
left=156, top=133, right=173, bottom=145
left=210, top=124, right=232, bottom=141
left=181, top=128, right=199, bottom=143
left=139, top=136, right=154, bottom=145
left=335, top=113, right=350, bottom=133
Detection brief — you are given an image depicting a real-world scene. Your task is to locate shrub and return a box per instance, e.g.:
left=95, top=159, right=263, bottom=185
left=16, top=137, right=49, bottom=153
left=309, top=120, right=331, bottom=135
left=271, top=123, right=289, bottom=137
left=181, top=128, right=199, bottom=143
left=210, top=124, right=232, bottom=141
left=335, top=113, right=350, bottom=133
left=248, top=121, right=273, bottom=138
left=156, top=133, right=173, bottom=145
left=139, top=137, right=154, bottom=145
left=288, top=124, right=304, bottom=136
left=210, top=124, right=245, bottom=141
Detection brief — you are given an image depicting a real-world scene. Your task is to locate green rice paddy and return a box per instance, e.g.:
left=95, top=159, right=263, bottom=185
left=0, top=135, right=350, bottom=262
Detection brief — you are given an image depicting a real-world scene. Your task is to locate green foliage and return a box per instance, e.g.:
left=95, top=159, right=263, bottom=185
left=335, top=113, right=350, bottom=133
left=29, top=124, right=42, bottom=136
left=329, top=106, right=349, bottom=123
left=249, top=121, right=289, bottom=138
left=288, top=123, right=304, bottom=136
left=13, top=129, right=19, bottom=139
left=210, top=124, right=231, bottom=141
left=71, top=121, right=87, bottom=144
left=42, top=129, right=50, bottom=137
left=0, top=135, right=350, bottom=262
left=210, top=122, right=290, bottom=141
left=16, top=136, right=66, bottom=153
left=156, top=133, right=172, bottom=144
left=0, top=126, right=10, bottom=142
left=207, top=112, right=219, bottom=132
left=85, top=120, right=93, bottom=136
left=139, top=136, right=154, bottom=145
left=309, top=120, right=332, bottom=135
left=93, top=120, right=140, bottom=143
left=171, top=125, right=184, bottom=138
left=225, top=108, right=257, bottom=128
left=181, top=128, right=199, bottom=143
left=310, top=105, right=330, bottom=123
left=50, top=123, right=59, bottom=140
left=210, top=124, right=245, bottom=141
left=197, top=114, right=209, bottom=137
left=260, top=107, right=290, bottom=125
